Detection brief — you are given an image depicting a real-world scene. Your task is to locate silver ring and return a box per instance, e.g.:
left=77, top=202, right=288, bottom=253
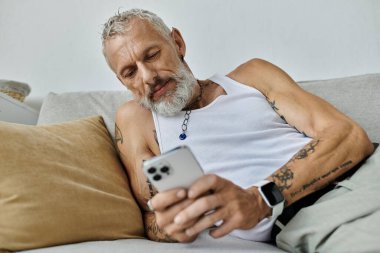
left=147, top=199, right=155, bottom=212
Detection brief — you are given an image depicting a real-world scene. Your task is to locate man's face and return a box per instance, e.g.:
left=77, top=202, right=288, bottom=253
left=103, top=18, right=196, bottom=116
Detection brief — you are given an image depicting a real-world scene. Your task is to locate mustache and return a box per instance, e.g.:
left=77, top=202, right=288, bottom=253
left=148, top=75, right=179, bottom=97
left=153, top=76, right=170, bottom=86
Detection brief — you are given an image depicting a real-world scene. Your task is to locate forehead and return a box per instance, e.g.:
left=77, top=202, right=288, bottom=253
left=124, top=18, right=168, bottom=43
left=104, top=18, right=171, bottom=72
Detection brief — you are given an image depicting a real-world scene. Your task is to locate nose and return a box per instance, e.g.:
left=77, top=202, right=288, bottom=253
left=140, top=64, right=158, bottom=86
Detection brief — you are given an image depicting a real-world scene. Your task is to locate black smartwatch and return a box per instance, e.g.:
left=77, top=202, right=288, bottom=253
left=254, top=180, right=285, bottom=219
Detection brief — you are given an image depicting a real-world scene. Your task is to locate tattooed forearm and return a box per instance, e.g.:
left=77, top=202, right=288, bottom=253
left=293, top=140, right=320, bottom=160
left=270, top=165, right=294, bottom=192
left=269, top=166, right=294, bottom=206
left=340, top=160, right=353, bottom=169
left=269, top=140, right=320, bottom=206
left=290, top=160, right=353, bottom=198
left=270, top=140, right=319, bottom=191
left=115, top=123, right=123, bottom=155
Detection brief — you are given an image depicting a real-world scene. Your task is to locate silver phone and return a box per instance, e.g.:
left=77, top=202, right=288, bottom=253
left=142, top=145, right=204, bottom=192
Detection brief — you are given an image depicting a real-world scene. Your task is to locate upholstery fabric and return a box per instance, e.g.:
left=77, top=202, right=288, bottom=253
left=276, top=148, right=380, bottom=252
left=19, top=231, right=284, bottom=253
left=37, top=91, right=133, bottom=139
left=0, top=116, right=144, bottom=252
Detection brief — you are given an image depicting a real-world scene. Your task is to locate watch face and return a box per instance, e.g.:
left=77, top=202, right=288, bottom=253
left=261, top=182, right=284, bottom=206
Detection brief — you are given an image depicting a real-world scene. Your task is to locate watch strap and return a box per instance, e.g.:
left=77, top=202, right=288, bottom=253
left=253, top=180, right=285, bottom=219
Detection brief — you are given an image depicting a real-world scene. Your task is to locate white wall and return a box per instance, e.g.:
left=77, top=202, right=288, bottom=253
left=0, top=0, right=379, bottom=109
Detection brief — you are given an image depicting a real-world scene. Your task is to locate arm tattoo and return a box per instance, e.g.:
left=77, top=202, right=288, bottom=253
left=290, top=160, right=353, bottom=198
left=271, top=140, right=319, bottom=189
left=269, top=140, right=319, bottom=204
left=270, top=165, right=294, bottom=192
left=265, top=97, right=306, bottom=133
left=293, top=140, right=320, bottom=160
left=280, top=115, right=288, bottom=124
left=114, top=123, right=123, bottom=155
left=268, top=99, right=279, bottom=112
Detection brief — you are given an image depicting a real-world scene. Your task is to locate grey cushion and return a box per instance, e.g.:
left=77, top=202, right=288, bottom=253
left=37, top=91, right=133, bottom=139
left=19, top=231, right=285, bottom=253
left=298, top=73, right=380, bottom=143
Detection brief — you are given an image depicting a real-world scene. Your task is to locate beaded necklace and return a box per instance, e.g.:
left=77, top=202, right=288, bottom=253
left=179, top=82, right=204, bottom=140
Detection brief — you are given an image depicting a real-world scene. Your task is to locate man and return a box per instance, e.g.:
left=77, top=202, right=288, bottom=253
left=101, top=8, right=375, bottom=250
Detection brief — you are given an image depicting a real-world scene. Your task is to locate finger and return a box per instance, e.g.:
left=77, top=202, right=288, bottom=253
left=164, top=216, right=199, bottom=236
left=171, top=231, right=198, bottom=243
left=150, top=187, right=187, bottom=211
left=174, top=193, right=221, bottom=225
left=185, top=208, right=225, bottom=237
left=209, top=219, right=236, bottom=238
left=155, top=198, right=194, bottom=228
left=188, top=174, right=224, bottom=199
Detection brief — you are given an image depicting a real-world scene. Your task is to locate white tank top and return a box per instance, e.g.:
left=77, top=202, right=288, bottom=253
left=152, top=74, right=311, bottom=241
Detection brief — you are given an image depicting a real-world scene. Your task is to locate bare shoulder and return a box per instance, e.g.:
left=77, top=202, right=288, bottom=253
left=116, top=100, right=151, bottom=128
left=116, top=100, right=159, bottom=153
left=227, top=58, right=299, bottom=96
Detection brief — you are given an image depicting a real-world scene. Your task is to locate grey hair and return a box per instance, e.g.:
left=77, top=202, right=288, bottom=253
left=101, top=8, right=171, bottom=48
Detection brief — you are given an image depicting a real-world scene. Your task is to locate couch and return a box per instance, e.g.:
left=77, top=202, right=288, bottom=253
left=5, top=73, right=380, bottom=252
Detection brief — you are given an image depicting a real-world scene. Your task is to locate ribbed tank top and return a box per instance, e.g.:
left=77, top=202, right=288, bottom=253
left=152, top=74, right=311, bottom=241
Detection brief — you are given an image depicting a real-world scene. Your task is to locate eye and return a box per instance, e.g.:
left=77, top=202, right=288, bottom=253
left=146, top=50, right=160, bottom=61
left=124, top=68, right=137, bottom=79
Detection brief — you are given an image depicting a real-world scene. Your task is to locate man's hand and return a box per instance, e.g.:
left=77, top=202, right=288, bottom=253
left=172, top=174, right=271, bottom=239
left=149, top=188, right=200, bottom=242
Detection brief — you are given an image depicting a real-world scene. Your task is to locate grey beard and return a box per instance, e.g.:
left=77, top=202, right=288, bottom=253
left=137, top=63, right=197, bottom=116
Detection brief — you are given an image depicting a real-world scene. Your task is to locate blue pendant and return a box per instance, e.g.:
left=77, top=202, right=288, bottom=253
left=179, top=133, right=187, bottom=140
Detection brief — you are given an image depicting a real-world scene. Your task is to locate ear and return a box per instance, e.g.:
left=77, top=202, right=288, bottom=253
left=171, top=27, right=186, bottom=58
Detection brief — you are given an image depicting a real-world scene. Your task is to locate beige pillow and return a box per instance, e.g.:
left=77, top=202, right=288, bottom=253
left=0, top=116, right=144, bottom=252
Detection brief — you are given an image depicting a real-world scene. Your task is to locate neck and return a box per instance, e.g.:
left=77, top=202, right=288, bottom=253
left=182, top=80, right=205, bottom=111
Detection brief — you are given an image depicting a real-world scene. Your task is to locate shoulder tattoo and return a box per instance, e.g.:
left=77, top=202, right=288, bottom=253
left=115, top=123, right=123, bottom=155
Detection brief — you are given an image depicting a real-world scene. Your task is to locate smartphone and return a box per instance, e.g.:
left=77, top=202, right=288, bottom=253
left=142, top=145, right=204, bottom=192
